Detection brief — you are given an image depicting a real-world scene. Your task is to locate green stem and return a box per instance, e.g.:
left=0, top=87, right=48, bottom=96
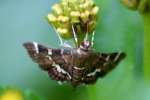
left=143, top=13, right=150, bottom=82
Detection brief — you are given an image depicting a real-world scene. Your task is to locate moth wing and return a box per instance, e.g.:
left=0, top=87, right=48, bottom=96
left=97, top=52, right=126, bottom=77
left=23, top=42, right=55, bottom=70
left=83, top=52, right=126, bottom=84
left=23, top=42, right=72, bottom=82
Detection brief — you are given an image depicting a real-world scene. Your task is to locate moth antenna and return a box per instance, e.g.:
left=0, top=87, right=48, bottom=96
left=72, top=25, right=78, bottom=47
left=84, top=32, right=89, bottom=41
left=91, top=31, right=95, bottom=47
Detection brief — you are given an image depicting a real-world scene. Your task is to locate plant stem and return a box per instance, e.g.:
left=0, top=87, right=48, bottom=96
left=143, top=13, right=150, bottom=82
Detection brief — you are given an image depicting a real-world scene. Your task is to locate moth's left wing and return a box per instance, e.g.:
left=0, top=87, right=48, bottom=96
left=23, top=42, right=71, bottom=82
left=23, top=42, right=54, bottom=70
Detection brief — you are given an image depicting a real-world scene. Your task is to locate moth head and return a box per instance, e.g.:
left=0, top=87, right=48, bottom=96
left=80, top=40, right=91, bottom=51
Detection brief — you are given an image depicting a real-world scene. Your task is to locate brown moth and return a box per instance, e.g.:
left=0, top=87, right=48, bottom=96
left=23, top=40, right=125, bottom=87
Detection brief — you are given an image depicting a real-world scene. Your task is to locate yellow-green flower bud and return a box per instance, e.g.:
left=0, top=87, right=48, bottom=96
left=79, top=0, right=94, bottom=9
left=70, top=11, right=80, bottom=17
left=57, top=15, right=69, bottom=22
left=48, top=0, right=99, bottom=40
left=85, top=1, right=91, bottom=8
left=87, top=0, right=94, bottom=7
left=47, top=14, right=57, bottom=22
left=85, top=10, right=90, bottom=16
left=57, top=28, right=68, bottom=34
left=52, top=4, right=63, bottom=15
left=61, top=1, right=68, bottom=6
left=68, top=0, right=77, bottom=3
left=91, top=6, right=99, bottom=15
left=70, top=11, right=80, bottom=23
left=80, top=10, right=90, bottom=23
left=57, top=28, right=72, bottom=39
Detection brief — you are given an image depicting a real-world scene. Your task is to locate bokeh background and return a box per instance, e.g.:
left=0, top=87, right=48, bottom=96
left=0, top=0, right=149, bottom=100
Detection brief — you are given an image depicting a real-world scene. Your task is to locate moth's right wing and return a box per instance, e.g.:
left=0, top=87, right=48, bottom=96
left=83, top=52, right=126, bottom=84
left=98, top=52, right=126, bottom=77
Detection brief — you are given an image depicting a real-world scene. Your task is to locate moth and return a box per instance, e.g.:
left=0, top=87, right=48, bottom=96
left=23, top=26, right=126, bottom=87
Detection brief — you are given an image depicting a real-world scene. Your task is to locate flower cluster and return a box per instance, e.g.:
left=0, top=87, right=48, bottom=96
left=47, top=0, right=99, bottom=39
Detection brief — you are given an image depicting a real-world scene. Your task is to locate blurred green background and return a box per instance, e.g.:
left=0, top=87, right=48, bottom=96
left=0, top=0, right=149, bottom=100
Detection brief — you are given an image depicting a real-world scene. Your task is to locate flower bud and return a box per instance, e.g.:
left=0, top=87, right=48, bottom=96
left=52, top=4, right=63, bottom=15
left=70, top=11, right=80, bottom=23
left=91, top=6, right=99, bottom=15
left=57, top=15, right=69, bottom=22
left=57, top=28, right=68, bottom=34
left=48, top=0, right=99, bottom=40
left=57, top=28, right=72, bottom=39
left=47, top=14, right=57, bottom=22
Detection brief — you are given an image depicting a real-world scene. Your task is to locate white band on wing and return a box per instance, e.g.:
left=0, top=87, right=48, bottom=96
left=33, top=42, right=39, bottom=54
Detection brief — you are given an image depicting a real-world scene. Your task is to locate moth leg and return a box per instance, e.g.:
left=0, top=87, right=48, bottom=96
left=72, top=25, right=78, bottom=47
